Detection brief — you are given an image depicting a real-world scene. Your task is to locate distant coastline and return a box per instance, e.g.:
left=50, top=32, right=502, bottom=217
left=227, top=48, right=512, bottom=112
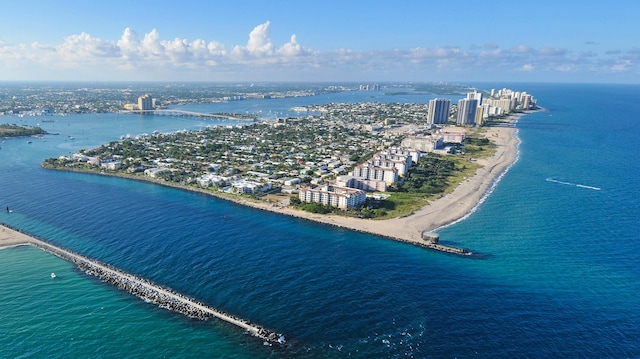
left=39, top=111, right=532, bottom=254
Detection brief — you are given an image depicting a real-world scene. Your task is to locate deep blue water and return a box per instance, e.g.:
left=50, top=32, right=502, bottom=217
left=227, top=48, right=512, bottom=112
left=1, top=84, right=639, bottom=358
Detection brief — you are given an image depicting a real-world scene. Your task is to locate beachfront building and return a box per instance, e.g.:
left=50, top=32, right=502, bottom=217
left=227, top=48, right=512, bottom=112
left=144, top=167, right=171, bottom=178
left=231, top=179, right=272, bottom=194
left=352, top=163, right=399, bottom=185
left=481, top=103, right=503, bottom=118
left=371, top=151, right=413, bottom=176
left=299, top=185, right=366, bottom=210
left=427, top=98, right=451, bottom=124
left=336, top=175, right=387, bottom=192
left=100, top=160, right=122, bottom=170
left=402, top=136, right=443, bottom=152
left=438, top=127, right=467, bottom=143
left=486, top=88, right=536, bottom=112
left=339, top=147, right=417, bottom=192
left=389, top=147, right=422, bottom=164
left=483, top=98, right=512, bottom=115
left=197, top=173, right=229, bottom=187
left=456, top=98, right=478, bottom=126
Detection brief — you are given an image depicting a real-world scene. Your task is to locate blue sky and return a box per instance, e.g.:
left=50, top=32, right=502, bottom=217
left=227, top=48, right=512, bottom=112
left=0, top=0, right=638, bottom=83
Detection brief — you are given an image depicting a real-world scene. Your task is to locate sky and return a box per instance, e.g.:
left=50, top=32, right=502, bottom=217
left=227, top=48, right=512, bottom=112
left=0, top=0, right=639, bottom=83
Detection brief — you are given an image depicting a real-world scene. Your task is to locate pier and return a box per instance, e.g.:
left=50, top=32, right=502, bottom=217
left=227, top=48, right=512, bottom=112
left=0, top=223, right=285, bottom=346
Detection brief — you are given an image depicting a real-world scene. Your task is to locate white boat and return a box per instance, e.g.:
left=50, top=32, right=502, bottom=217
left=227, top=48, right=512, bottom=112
left=50, top=272, right=56, bottom=279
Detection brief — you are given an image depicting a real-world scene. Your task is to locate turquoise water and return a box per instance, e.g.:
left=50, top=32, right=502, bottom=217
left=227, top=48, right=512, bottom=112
left=1, top=84, right=639, bottom=358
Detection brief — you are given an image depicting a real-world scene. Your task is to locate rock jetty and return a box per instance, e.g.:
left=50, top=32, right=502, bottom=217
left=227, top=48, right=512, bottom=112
left=0, top=222, right=286, bottom=346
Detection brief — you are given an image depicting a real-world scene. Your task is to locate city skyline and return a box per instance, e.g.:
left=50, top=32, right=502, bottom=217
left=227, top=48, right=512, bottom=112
left=1, top=0, right=639, bottom=83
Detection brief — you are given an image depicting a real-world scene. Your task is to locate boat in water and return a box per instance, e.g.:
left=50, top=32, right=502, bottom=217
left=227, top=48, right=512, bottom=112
left=50, top=272, right=56, bottom=279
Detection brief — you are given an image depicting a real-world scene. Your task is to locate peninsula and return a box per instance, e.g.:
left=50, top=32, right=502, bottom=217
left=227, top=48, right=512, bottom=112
left=41, top=87, right=536, bottom=253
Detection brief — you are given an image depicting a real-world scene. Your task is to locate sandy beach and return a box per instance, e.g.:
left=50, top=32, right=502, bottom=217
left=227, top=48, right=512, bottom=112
left=0, top=223, right=37, bottom=249
left=6, top=112, right=525, bottom=251
left=230, top=112, right=525, bottom=247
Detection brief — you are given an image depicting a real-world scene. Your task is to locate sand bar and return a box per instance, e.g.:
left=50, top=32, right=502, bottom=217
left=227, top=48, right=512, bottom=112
left=0, top=223, right=37, bottom=249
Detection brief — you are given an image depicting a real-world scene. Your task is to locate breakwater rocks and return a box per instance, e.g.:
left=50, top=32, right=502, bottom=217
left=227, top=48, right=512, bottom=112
left=73, top=260, right=286, bottom=345
left=0, top=223, right=286, bottom=346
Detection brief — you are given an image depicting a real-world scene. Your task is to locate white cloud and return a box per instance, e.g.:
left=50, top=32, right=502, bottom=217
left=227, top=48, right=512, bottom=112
left=56, top=32, right=119, bottom=64
left=611, top=60, right=631, bottom=72
left=278, top=34, right=302, bottom=57
left=247, top=21, right=274, bottom=54
left=142, top=29, right=164, bottom=57
left=0, top=21, right=638, bottom=81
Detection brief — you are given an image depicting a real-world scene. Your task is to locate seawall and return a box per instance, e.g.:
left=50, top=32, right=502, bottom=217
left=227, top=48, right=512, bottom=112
left=0, top=222, right=286, bottom=346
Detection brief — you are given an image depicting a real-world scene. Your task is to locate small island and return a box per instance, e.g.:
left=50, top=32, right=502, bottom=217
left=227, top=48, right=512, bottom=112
left=0, top=123, right=47, bottom=138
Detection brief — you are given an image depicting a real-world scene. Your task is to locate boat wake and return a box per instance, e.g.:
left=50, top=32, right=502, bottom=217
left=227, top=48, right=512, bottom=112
left=546, top=177, right=601, bottom=191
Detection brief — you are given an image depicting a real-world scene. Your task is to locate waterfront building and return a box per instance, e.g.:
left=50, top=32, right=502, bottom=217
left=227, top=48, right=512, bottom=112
left=138, top=94, right=153, bottom=110
left=484, top=98, right=512, bottom=114
left=144, top=167, right=171, bottom=178
left=231, top=179, right=272, bottom=194
left=299, top=185, right=366, bottom=210
left=100, top=160, right=122, bottom=170
left=427, top=98, right=451, bottom=124
left=359, top=84, right=380, bottom=91
left=197, top=173, right=228, bottom=187
left=519, top=93, right=536, bottom=109
left=456, top=98, right=478, bottom=126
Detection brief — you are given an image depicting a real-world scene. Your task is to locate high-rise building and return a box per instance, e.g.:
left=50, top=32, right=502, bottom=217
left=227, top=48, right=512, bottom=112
left=427, top=98, right=451, bottom=124
left=138, top=94, right=153, bottom=111
left=475, top=105, right=484, bottom=126
left=456, top=98, right=478, bottom=126
left=467, top=91, right=483, bottom=106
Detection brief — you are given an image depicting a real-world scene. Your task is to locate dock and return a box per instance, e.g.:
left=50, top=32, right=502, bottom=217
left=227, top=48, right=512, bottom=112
left=0, top=222, right=286, bottom=346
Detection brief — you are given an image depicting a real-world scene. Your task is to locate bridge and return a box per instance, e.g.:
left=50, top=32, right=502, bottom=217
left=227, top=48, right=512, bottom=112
left=125, top=109, right=252, bottom=121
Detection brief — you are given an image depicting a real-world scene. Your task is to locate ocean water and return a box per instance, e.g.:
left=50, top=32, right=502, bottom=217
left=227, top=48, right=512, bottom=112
left=1, top=84, right=639, bottom=358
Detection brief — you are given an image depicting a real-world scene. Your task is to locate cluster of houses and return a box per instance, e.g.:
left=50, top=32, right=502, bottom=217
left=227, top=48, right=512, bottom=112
left=54, top=87, right=536, bottom=213
left=62, top=119, right=470, bottom=212
left=298, top=138, right=462, bottom=210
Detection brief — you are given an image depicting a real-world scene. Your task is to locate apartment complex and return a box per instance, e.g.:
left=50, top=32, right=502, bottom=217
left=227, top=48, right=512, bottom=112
left=298, top=185, right=366, bottom=210
left=138, top=94, right=153, bottom=110
left=427, top=98, right=451, bottom=124
left=456, top=98, right=478, bottom=125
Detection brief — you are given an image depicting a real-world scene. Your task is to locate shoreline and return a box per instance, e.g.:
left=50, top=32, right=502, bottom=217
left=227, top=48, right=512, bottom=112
left=203, top=111, right=526, bottom=249
left=33, top=110, right=530, bottom=253
left=257, top=112, right=526, bottom=247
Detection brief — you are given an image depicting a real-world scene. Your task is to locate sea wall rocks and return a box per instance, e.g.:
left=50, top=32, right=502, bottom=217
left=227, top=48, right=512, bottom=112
left=0, top=222, right=286, bottom=346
